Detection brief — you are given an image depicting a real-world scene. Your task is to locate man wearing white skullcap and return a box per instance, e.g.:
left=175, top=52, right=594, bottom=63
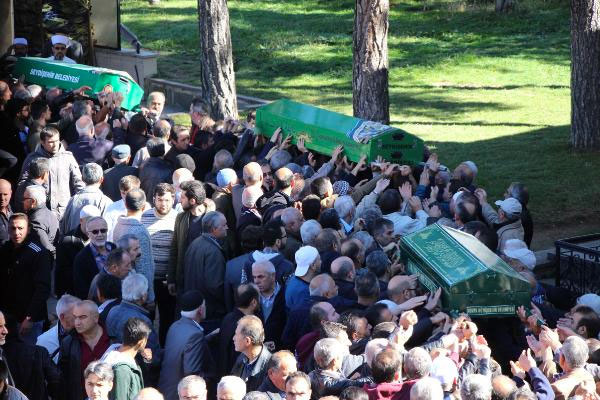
left=0, top=38, right=29, bottom=62
left=48, top=35, right=76, bottom=64
left=12, top=38, right=29, bottom=57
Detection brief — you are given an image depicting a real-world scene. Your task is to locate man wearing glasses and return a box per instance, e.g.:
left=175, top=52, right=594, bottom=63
left=47, top=35, right=76, bottom=64
left=73, top=216, right=115, bottom=299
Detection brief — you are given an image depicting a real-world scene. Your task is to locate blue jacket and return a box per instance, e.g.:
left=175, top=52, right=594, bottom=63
left=105, top=301, right=160, bottom=357
left=513, top=367, right=555, bottom=400
left=285, top=276, right=309, bottom=311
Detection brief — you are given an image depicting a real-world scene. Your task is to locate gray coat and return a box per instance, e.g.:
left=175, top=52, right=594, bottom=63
left=112, top=216, right=155, bottom=303
left=481, top=203, right=525, bottom=250
left=60, top=186, right=113, bottom=233
left=19, top=144, right=85, bottom=219
left=158, top=317, right=214, bottom=400
left=183, top=234, right=227, bottom=319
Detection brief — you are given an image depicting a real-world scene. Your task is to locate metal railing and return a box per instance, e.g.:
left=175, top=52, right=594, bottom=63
left=555, top=234, right=600, bottom=295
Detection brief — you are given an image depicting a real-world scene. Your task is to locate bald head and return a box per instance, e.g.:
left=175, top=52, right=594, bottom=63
left=274, top=168, right=293, bottom=190
left=134, top=388, right=164, bottom=400
left=242, top=186, right=263, bottom=208
left=243, top=162, right=263, bottom=186
left=492, top=375, right=517, bottom=400
left=0, top=179, right=12, bottom=193
left=387, top=275, right=415, bottom=303
left=76, top=115, right=94, bottom=137
left=309, top=274, right=337, bottom=298
left=153, top=119, right=171, bottom=139
left=172, top=168, right=194, bottom=189
left=330, top=256, right=355, bottom=282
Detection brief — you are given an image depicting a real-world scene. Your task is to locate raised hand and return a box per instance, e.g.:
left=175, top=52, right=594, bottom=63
left=398, top=295, right=428, bottom=312
left=474, top=188, right=488, bottom=204
left=510, top=360, right=526, bottom=379
left=374, top=178, right=390, bottom=195
left=399, top=310, right=418, bottom=329
left=518, top=348, right=537, bottom=372
left=424, top=287, right=442, bottom=311
left=409, top=196, right=423, bottom=212
left=419, top=165, right=430, bottom=186
left=399, top=181, right=412, bottom=201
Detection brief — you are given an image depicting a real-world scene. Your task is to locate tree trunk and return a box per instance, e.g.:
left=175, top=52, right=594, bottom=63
left=197, top=0, right=238, bottom=120
left=571, top=0, right=600, bottom=149
left=353, top=0, right=390, bottom=125
left=495, top=0, right=513, bottom=12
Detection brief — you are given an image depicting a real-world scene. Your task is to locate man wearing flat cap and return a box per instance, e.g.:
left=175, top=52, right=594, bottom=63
left=48, top=35, right=76, bottom=64
left=101, top=145, right=138, bottom=202
left=159, top=290, right=214, bottom=400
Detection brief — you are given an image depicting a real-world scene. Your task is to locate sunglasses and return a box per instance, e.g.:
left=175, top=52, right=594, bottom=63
left=90, top=228, right=108, bottom=235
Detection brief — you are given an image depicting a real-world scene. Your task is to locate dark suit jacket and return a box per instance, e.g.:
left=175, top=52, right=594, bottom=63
left=57, top=332, right=84, bottom=400
left=183, top=234, right=227, bottom=319
left=218, top=308, right=244, bottom=376
left=101, top=163, right=138, bottom=202
left=224, top=253, right=251, bottom=312
left=231, top=345, right=272, bottom=392
left=55, top=226, right=86, bottom=296
left=3, top=337, right=60, bottom=400
left=158, top=317, right=214, bottom=400
left=72, top=243, right=114, bottom=300
left=261, top=286, right=287, bottom=350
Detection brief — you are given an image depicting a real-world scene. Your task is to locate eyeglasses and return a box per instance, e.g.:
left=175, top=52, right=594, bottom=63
left=90, top=228, right=108, bottom=235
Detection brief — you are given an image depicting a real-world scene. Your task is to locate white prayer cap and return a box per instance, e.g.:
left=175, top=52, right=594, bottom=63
left=13, top=38, right=28, bottom=46
left=51, top=35, right=70, bottom=47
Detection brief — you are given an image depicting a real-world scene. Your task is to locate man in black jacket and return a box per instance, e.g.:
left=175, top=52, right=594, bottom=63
left=257, top=350, right=297, bottom=400
left=139, top=138, right=173, bottom=206
left=22, top=185, right=60, bottom=258
left=101, top=145, right=137, bottom=202
left=1, top=313, right=60, bottom=400
left=55, top=205, right=99, bottom=296
left=231, top=315, right=272, bottom=392
left=240, top=220, right=294, bottom=288
left=72, top=217, right=115, bottom=300
left=219, top=284, right=260, bottom=377
left=183, top=211, right=228, bottom=322
left=0, top=214, right=51, bottom=345
left=58, top=301, right=111, bottom=400
left=251, top=261, right=287, bottom=350
left=256, top=168, right=294, bottom=223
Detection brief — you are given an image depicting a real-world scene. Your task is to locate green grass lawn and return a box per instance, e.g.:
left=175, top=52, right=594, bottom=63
left=122, top=0, right=600, bottom=248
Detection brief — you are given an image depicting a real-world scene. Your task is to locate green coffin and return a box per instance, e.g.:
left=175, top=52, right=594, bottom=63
left=399, top=223, right=531, bottom=317
left=255, top=99, right=424, bottom=164
left=13, top=57, right=144, bottom=110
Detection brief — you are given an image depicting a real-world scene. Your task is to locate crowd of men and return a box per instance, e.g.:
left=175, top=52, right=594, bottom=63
left=2, top=43, right=600, bottom=400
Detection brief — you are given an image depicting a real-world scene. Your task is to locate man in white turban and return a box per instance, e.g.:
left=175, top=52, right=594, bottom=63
left=48, top=35, right=76, bottom=64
